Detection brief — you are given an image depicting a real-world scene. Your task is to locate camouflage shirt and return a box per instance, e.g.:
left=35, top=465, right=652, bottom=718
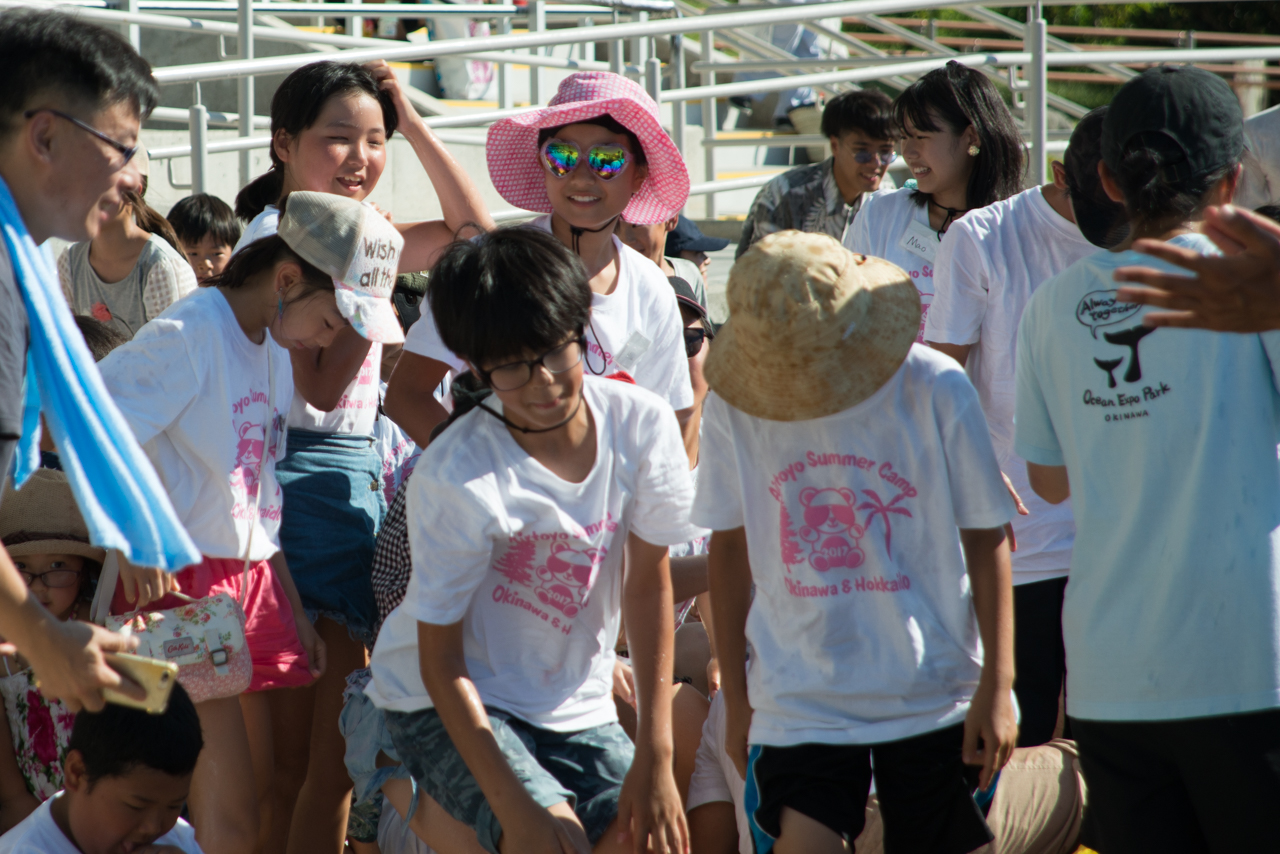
left=736, top=158, right=891, bottom=258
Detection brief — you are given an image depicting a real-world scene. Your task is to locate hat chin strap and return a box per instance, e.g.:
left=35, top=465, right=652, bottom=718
left=569, top=215, right=620, bottom=256
left=477, top=394, right=584, bottom=435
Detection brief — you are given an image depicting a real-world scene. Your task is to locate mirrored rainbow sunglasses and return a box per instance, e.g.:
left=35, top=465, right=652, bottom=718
left=540, top=139, right=631, bottom=181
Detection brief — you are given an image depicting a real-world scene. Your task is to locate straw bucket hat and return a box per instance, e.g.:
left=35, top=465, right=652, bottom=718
left=0, top=469, right=106, bottom=562
left=486, top=72, right=690, bottom=224
left=704, top=231, right=920, bottom=421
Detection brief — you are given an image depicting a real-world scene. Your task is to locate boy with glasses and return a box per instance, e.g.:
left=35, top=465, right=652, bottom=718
left=0, top=9, right=166, bottom=714
left=737, top=89, right=899, bottom=258
left=366, top=227, right=699, bottom=854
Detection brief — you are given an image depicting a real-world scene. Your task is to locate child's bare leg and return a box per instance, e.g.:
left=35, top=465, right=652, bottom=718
left=188, top=695, right=261, bottom=854
left=286, top=618, right=367, bottom=854
left=382, top=777, right=488, bottom=854
left=241, top=690, right=275, bottom=854
left=774, top=807, right=848, bottom=854
left=267, top=682, right=313, bottom=852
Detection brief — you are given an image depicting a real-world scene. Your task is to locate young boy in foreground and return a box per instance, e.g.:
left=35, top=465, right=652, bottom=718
left=366, top=227, right=701, bottom=854
left=0, top=682, right=204, bottom=854
left=697, top=231, right=1017, bottom=854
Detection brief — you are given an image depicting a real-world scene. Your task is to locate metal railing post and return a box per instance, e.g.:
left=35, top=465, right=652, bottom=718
left=350, top=0, right=363, bottom=39
left=1027, top=3, right=1046, bottom=186
left=672, top=33, right=685, bottom=157
left=123, top=0, right=141, bottom=50
left=611, top=9, right=624, bottom=75
left=190, top=86, right=210, bottom=195
left=238, top=0, right=254, bottom=187
left=580, top=17, right=593, bottom=62
left=632, top=10, right=648, bottom=72
left=529, top=0, right=546, bottom=105
left=646, top=55, right=661, bottom=106
left=702, top=28, right=716, bottom=220
left=498, top=16, right=512, bottom=110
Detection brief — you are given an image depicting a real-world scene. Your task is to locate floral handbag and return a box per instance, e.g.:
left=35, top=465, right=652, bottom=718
left=91, top=346, right=275, bottom=704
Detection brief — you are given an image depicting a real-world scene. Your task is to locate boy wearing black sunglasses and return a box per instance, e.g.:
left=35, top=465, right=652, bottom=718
left=366, top=227, right=700, bottom=854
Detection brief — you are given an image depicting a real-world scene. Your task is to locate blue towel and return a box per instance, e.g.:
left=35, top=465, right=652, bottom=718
left=0, top=176, right=199, bottom=571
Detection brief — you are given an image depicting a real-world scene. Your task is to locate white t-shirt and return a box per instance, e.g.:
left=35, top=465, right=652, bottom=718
left=686, top=690, right=752, bottom=854
left=100, top=287, right=293, bottom=561
left=1015, top=233, right=1280, bottom=722
left=400, top=217, right=695, bottom=412
left=236, top=205, right=383, bottom=435
left=693, top=346, right=1015, bottom=745
left=845, top=188, right=938, bottom=343
left=367, top=377, right=701, bottom=730
left=0, top=796, right=203, bottom=854
left=925, top=186, right=1095, bottom=582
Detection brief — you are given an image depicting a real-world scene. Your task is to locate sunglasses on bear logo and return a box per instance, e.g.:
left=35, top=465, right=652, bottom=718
left=540, top=139, right=631, bottom=181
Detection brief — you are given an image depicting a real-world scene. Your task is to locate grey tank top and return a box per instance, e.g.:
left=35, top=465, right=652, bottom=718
left=65, top=235, right=170, bottom=338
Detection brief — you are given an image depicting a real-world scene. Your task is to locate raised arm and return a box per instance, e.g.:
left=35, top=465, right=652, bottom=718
left=290, top=326, right=372, bottom=412
left=367, top=61, right=495, bottom=273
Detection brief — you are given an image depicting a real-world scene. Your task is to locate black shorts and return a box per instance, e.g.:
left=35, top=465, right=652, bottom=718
left=744, top=724, right=992, bottom=854
left=1071, top=708, right=1280, bottom=853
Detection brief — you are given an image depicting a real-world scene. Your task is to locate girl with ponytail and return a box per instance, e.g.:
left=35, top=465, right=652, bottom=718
left=57, top=146, right=197, bottom=338
left=232, top=58, right=493, bottom=854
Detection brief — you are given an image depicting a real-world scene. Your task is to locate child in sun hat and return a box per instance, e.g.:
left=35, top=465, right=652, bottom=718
left=696, top=230, right=1017, bottom=854
left=386, top=71, right=696, bottom=458
left=1015, top=66, right=1280, bottom=850
left=0, top=471, right=106, bottom=831
left=94, top=191, right=403, bottom=854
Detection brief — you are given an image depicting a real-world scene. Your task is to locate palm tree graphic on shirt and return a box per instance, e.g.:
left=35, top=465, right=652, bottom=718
left=858, top=489, right=913, bottom=556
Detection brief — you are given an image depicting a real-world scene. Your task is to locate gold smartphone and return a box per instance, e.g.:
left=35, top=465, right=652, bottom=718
left=102, top=653, right=179, bottom=714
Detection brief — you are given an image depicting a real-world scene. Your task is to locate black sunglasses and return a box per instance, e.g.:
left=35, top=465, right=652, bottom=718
left=683, top=327, right=713, bottom=358
left=24, top=108, right=139, bottom=167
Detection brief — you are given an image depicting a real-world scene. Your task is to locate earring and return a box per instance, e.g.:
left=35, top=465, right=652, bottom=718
left=968, top=144, right=981, bottom=157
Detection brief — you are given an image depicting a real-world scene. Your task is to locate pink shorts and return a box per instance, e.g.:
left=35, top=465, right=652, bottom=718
left=111, top=555, right=313, bottom=693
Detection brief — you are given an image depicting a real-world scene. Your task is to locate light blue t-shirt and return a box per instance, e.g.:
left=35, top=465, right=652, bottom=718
left=1015, top=232, right=1280, bottom=722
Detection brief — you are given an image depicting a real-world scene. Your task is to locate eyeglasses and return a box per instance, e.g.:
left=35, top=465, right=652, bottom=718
left=19, top=568, right=83, bottom=589
left=849, top=149, right=897, bottom=166
left=480, top=338, right=586, bottom=392
left=23, top=108, right=139, bottom=167
left=541, top=139, right=630, bottom=181
left=683, top=327, right=712, bottom=358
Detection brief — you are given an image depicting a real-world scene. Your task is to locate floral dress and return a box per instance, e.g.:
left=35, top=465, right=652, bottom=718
left=0, top=659, right=76, bottom=801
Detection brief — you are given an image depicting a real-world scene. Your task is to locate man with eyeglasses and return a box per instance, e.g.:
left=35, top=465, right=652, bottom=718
left=0, top=10, right=158, bottom=713
left=736, top=89, right=899, bottom=259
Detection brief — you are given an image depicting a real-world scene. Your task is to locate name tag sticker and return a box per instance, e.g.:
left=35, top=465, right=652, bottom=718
left=898, top=218, right=939, bottom=264
left=614, top=331, right=652, bottom=371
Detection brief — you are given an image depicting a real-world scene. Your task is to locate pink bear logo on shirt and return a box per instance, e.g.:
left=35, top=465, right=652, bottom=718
left=534, top=542, right=600, bottom=618
left=797, top=488, right=866, bottom=572
left=230, top=421, right=265, bottom=493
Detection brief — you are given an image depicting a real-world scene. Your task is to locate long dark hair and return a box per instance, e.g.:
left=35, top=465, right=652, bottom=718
left=235, top=61, right=398, bottom=221
left=124, top=177, right=182, bottom=252
left=895, top=61, right=1025, bottom=211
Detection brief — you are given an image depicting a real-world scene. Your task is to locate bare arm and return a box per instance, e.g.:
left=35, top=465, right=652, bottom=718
left=620, top=533, right=688, bottom=854
left=687, top=803, right=738, bottom=854
left=269, top=552, right=325, bottom=680
left=927, top=341, right=972, bottom=368
left=290, top=326, right=372, bottom=413
left=384, top=351, right=452, bottom=447
left=706, top=528, right=751, bottom=778
left=366, top=60, right=495, bottom=274
left=418, top=620, right=583, bottom=854
left=0, top=702, right=38, bottom=832
left=669, top=554, right=708, bottom=605
left=1026, top=462, right=1070, bottom=505
left=959, top=527, right=1017, bottom=791
left=695, top=590, right=719, bottom=697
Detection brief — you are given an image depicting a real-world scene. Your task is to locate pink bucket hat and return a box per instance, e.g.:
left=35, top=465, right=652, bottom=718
left=487, top=72, right=690, bottom=224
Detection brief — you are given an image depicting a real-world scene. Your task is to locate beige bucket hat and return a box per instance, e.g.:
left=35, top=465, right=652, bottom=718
left=704, top=231, right=920, bottom=421
left=0, top=469, right=106, bottom=562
